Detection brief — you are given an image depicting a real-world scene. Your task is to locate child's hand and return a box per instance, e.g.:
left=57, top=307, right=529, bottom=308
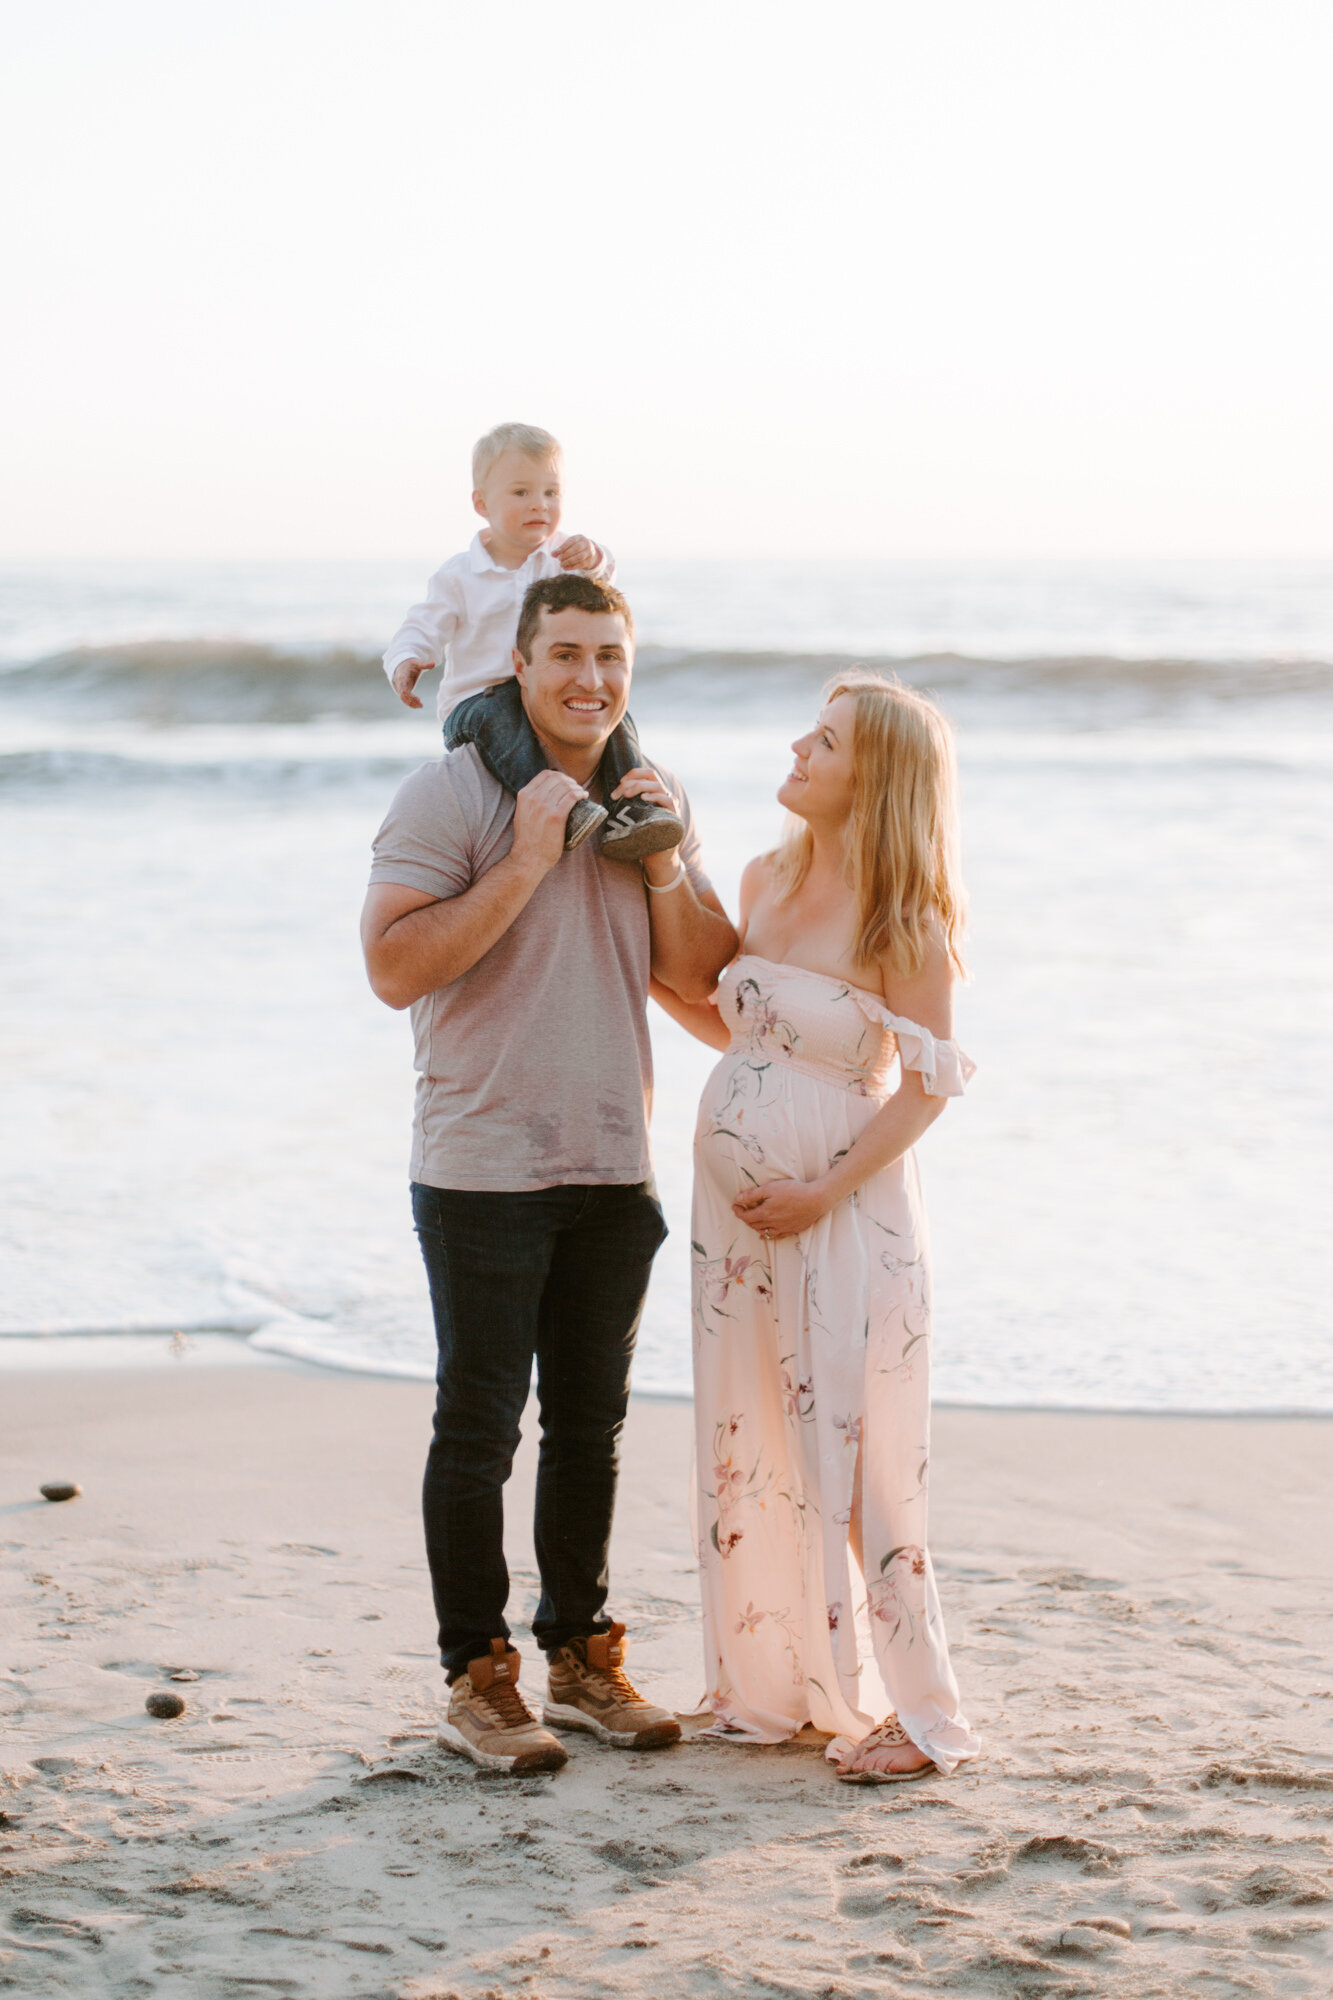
left=557, top=535, right=599, bottom=572
left=392, top=660, right=434, bottom=709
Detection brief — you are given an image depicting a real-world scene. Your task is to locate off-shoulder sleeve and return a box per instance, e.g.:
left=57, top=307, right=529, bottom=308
left=850, top=990, right=976, bottom=1097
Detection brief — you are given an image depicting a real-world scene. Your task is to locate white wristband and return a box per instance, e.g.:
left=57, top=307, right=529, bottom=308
left=644, top=859, right=687, bottom=894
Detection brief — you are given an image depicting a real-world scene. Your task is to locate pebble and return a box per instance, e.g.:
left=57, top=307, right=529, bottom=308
left=169, top=1670, right=200, bottom=1682
left=1059, top=1923, right=1127, bottom=1953
left=146, top=1692, right=186, bottom=1719
left=39, top=1482, right=81, bottom=1503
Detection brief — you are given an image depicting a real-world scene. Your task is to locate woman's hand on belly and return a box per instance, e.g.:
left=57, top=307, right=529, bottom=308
left=732, top=1176, right=832, bottom=1240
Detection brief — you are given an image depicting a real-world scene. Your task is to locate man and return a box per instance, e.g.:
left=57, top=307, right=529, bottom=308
left=361, top=572, right=737, bottom=1775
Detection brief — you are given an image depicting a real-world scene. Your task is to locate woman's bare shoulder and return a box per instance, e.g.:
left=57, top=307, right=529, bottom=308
left=737, top=851, right=779, bottom=929
left=740, top=850, right=778, bottom=892
left=879, top=916, right=955, bottom=1035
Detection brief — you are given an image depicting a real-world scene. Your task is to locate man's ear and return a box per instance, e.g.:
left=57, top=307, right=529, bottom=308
left=511, top=648, right=527, bottom=686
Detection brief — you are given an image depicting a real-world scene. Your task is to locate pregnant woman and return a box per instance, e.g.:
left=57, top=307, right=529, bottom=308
left=659, top=674, right=979, bottom=1781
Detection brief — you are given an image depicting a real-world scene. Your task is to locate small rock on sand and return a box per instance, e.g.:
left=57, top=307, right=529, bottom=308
left=146, top=1692, right=187, bottom=1719
left=1059, top=1922, right=1127, bottom=1954
left=40, top=1482, right=81, bottom=1502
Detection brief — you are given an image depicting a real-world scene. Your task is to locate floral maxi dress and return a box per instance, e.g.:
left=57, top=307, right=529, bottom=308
left=692, top=955, right=980, bottom=1772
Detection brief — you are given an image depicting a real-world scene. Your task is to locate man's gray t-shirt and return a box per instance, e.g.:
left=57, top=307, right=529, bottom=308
left=368, top=745, right=711, bottom=1192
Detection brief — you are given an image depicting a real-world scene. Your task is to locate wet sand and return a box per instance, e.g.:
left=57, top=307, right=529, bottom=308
left=2, top=1363, right=1331, bottom=1998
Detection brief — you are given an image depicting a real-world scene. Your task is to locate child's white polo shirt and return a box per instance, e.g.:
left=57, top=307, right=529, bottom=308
left=381, top=532, right=615, bottom=720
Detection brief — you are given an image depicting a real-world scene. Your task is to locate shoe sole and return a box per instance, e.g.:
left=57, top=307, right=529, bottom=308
left=542, top=1700, right=681, bottom=1749
left=564, top=803, right=608, bottom=853
left=835, top=1759, right=937, bottom=1785
left=437, top=1721, right=567, bottom=1775
left=599, top=820, right=685, bottom=863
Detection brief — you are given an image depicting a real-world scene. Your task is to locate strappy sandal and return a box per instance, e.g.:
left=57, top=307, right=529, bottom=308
left=834, top=1713, right=936, bottom=1785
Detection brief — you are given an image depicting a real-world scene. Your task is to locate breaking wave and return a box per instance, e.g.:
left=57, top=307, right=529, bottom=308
left=2, top=637, right=1331, bottom=728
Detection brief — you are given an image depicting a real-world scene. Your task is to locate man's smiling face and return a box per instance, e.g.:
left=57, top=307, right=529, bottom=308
left=513, top=606, right=632, bottom=774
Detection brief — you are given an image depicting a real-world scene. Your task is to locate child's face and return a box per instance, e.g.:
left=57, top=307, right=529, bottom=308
left=473, top=451, right=563, bottom=555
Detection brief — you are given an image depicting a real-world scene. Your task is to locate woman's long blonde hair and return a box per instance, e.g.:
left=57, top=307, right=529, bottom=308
left=771, top=673, right=968, bottom=978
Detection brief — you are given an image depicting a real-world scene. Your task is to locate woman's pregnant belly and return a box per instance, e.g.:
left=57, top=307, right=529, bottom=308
left=695, top=1047, right=887, bottom=1198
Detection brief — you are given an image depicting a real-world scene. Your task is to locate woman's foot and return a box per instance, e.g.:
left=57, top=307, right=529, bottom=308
left=834, top=1713, right=935, bottom=1784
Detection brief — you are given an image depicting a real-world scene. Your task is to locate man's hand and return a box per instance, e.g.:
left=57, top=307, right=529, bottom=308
left=557, top=535, right=599, bottom=572
left=362, top=767, right=588, bottom=1008
left=609, top=767, right=686, bottom=889
left=610, top=766, right=675, bottom=808
left=509, top=769, right=589, bottom=876
left=392, top=659, right=434, bottom=709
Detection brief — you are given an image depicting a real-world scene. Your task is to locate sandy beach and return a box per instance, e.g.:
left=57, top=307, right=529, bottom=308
left=2, top=1359, right=1331, bottom=1999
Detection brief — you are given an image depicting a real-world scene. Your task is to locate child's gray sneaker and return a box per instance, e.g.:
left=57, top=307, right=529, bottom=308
left=565, top=798, right=609, bottom=852
left=598, top=799, right=686, bottom=863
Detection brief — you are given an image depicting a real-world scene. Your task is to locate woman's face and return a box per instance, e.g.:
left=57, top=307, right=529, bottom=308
left=778, top=693, right=857, bottom=825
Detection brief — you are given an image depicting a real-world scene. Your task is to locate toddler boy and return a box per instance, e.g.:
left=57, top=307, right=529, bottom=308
left=382, top=422, right=683, bottom=859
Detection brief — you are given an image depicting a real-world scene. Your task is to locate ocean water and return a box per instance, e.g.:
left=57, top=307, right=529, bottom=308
left=3, top=558, right=1331, bottom=1411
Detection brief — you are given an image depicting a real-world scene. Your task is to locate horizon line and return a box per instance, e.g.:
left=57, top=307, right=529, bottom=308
left=3, top=550, right=1333, bottom=569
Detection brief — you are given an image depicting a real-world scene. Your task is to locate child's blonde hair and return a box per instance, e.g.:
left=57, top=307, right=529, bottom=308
left=471, top=422, right=561, bottom=488
left=772, top=672, right=968, bottom=979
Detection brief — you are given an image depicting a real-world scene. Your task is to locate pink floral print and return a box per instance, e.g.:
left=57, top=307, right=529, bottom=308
left=691, top=956, right=980, bottom=1774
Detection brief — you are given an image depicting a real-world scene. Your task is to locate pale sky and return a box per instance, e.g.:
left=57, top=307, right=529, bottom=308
left=3, top=0, right=1331, bottom=560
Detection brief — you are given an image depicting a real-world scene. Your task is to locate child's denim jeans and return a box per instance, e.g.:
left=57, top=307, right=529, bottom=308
left=442, top=677, right=644, bottom=796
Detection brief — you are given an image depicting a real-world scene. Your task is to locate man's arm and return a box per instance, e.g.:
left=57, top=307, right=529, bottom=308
left=649, top=976, right=732, bottom=1049
left=642, top=854, right=738, bottom=1002
left=608, top=764, right=737, bottom=1001
left=361, top=769, right=588, bottom=1009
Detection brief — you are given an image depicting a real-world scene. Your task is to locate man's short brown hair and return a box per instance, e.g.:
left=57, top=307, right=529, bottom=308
left=514, top=574, right=635, bottom=663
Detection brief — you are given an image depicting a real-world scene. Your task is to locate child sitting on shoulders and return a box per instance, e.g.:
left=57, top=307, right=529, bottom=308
left=382, top=420, right=683, bottom=860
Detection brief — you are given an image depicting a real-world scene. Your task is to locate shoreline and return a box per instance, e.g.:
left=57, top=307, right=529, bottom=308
left=3, top=1333, right=1332, bottom=1421
left=3, top=1367, right=1331, bottom=1997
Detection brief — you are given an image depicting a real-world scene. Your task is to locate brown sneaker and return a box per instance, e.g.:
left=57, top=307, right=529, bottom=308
left=543, top=1622, right=681, bottom=1749
left=438, top=1639, right=568, bottom=1775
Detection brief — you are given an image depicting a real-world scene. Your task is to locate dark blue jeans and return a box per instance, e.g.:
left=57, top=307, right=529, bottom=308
left=412, top=1180, right=668, bottom=1682
left=443, top=676, right=644, bottom=797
